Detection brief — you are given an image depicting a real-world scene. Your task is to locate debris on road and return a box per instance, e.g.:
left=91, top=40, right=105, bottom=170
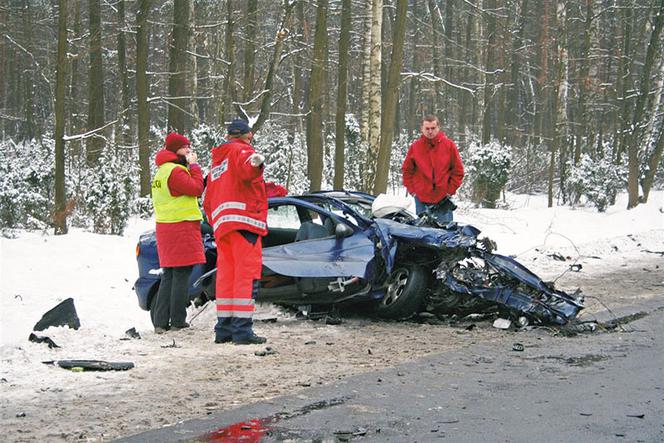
left=123, top=327, right=141, bottom=340
left=548, top=252, right=567, bottom=261
left=42, top=359, right=135, bottom=371
left=254, top=347, right=278, bottom=357
left=28, top=333, right=60, bottom=349
left=33, top=298, right=80, bottom=331
left=492, top=318, right=512, bottom=329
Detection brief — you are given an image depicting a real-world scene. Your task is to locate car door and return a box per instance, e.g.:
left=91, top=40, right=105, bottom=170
left=262, top=199, right=377, bottom=280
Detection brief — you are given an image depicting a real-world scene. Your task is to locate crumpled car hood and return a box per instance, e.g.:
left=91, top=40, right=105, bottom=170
left=373, top=218, right=480, bottom=249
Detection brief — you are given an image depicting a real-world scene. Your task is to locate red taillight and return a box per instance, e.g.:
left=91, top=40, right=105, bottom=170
left=136, top=244, right=140, bottom=258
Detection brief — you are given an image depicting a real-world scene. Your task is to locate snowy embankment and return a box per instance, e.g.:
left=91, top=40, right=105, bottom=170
left=457, top=192, right=663, bottom=277
left=0, top=191, right=662, bottom=364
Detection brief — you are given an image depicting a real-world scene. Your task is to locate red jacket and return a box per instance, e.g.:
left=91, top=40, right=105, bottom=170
left=402, top=132, right=464, bottom=204
left=154, top=149, right=205, bottom=267
left=203, top=139, right=268, bottom=239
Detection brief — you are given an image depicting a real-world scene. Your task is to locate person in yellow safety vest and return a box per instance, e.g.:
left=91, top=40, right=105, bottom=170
left=150, top=132, right=205, bottom=334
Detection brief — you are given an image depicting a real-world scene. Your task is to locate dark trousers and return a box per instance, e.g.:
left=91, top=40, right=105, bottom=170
left=414, top=196, right=453, bottom=223
left=151, top=265, right=192, bottom=329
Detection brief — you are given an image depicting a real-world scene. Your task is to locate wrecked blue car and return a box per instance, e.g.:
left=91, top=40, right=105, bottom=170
left=134, top=191, right=584, bottom=325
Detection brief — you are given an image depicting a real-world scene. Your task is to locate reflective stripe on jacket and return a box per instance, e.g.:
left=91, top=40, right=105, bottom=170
left=152, top=162, right=203, bottom=223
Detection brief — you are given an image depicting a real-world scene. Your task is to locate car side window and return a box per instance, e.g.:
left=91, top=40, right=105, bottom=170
left=319, top=202, right=361, bottom=227
left=267, top=205, right=301, bottom=229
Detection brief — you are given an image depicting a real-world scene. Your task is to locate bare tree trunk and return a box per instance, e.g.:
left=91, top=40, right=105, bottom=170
left=86, top=0, right=105, bottom=164
left=427, top=0, right=443, bottom=114
left=548, top=1, right=565, bottom=208
left=291, top=1, right=305, bottom=123
left=334, top=0, right=352, bottom=189
left=495, top=18, right=506, bottom=144
left=54, top=0, right=68, bottom=235
left=481, top=0, right=497, bottom=144
left=167, top=0, right=190, bottom=133
left=243, top=0, right=257, bottom=102
left=251, top=2, right=296, bottom=133
left=408, top=0, right=422, bottom=136
left=188, top=0, right=199, bottom=126
left=615, top=2, right=633, bottom=161
left=459, top=9, right=474, bottom=135
left=641, top=63, right=664, bottom=202
left=626, top=0, right=663, bottom=208
left=360, top=0, right=373, bottom=145
left=641, top=124, right=664, bottom=202
left=136, top=0, right=151, bottom=197
left=574, top=0, right=593, bottom=163
left=116, top=0, right=131, bottom=147
left=21, top=0, right=36, bottom=140
left=508, top=0, right=528, bottom=144
left=444, top=0, right=455, bottom=116
left=306, top=0, right=328, bottom=191
left=374, top=0, right=408, bottom=194
left=363, top=0, right=382, bottom=192
left=557, top=0, right=571, bottom=204
left=67, top=1, right=82, bottom=139
left=221, top=0, right=236, bottom=124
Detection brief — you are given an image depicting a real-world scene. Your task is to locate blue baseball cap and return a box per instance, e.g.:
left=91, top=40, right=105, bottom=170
left=227, top=119, right=252, bottom=136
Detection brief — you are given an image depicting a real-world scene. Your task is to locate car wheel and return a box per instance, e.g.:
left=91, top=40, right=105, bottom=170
left=374, top=265, right=427, bottom=319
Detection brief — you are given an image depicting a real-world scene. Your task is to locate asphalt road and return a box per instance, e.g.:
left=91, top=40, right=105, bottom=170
left=118, top=300, right=664, bottom=443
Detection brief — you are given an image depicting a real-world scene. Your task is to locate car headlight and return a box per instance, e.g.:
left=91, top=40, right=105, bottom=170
left=136, top=243, right=140, bottom=258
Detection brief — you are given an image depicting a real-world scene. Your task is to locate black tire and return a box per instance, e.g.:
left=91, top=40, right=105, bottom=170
left=374, top=265, right=427, bottom=319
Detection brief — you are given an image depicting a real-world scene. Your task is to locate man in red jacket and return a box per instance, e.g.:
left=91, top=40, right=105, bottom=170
left=203, top=119, right=268, bottom=345
left=402, top=115, right=464, bottom=223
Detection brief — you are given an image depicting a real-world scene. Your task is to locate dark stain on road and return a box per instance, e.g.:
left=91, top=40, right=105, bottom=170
left=199, top=397, right=352, bottom=442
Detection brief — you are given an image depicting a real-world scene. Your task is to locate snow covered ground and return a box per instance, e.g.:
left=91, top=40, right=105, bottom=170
left=0, top=191, right=662, bottom=441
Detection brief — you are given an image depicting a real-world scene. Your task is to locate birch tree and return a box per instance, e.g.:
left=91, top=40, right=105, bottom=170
left=363, top=0, right=382, bottom=192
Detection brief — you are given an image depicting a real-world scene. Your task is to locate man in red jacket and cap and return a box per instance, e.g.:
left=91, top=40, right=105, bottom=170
left=402, top=115, right=464, bottom=223
left=203, top=119, right=268, bottom=345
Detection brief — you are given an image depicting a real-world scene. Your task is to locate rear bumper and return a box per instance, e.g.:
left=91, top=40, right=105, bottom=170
left=134, top=264, right=211, bottom=311
left=134, top=276, right=159, bottom=311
